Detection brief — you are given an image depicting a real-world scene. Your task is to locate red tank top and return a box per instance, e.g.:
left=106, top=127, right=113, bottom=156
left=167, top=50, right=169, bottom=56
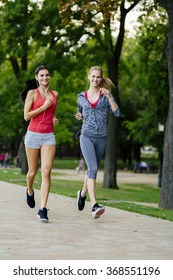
left=85, top=90, right=101, bottom=108
left=28, top=88, right=57, bottom=133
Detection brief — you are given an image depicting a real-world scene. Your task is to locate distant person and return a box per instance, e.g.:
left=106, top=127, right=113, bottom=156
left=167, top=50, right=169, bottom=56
left=5, top=152, right=11, bottom=168
left=77, top=157, right=85, bottom=174
left=20, top=65, right=58, bottom=222
left=139, top=161, right=148, bottom=173
left=15, top=155, right=21, bottom=168
left=0, top=152, right=5, bottom=167
left=134, top=161, right=140, bottom=173
left=76, top=66, right=121, bottom=219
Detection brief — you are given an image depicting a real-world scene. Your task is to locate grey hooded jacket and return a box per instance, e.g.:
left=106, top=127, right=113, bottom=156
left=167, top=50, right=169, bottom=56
left=77, top=91, right=121, bottom=137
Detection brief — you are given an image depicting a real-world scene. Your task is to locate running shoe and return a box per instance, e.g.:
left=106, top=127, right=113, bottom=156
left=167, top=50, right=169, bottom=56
left=26, top=187, right=35, bottom=208
left=37, top=208, right=49, bottom=222
left=92, top=203, right=105, bottom=219
left=77, top=190, right=86, bottom=211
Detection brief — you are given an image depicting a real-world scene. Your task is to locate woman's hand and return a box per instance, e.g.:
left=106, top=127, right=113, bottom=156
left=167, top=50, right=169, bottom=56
left=53, top=117, right=58, bottom=126
left=100, top=87, right=111, bottom=99
left=43, top=96, right=53, bottom=110
left=75, top=113, right=82, bottom=120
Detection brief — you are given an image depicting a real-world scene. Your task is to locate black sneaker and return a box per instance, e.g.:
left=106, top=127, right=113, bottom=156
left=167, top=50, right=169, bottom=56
left=26, top=187, right=35, bottom=208
left=92, top=203, right=105, bottom=219
left=77, top=190, right=86, bottom=211
left=37, top=208, right=49, bottom=222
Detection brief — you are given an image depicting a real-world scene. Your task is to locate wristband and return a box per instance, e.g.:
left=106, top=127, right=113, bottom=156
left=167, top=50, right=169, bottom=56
left=109, top=98, right=114, bottom=103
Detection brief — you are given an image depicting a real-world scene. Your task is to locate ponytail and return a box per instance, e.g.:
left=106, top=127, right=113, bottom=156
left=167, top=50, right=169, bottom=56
left=19, top=79, right=38, bottom=102
left=99, top=77, right=114, bottom=91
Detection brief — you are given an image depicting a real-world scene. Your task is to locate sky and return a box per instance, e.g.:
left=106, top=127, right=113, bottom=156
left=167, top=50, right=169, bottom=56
left=125, top=10, right=141, bottom=37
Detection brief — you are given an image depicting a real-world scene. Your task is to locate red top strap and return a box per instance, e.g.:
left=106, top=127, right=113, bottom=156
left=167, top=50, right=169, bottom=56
left=84, top=90, right=102, bottom=108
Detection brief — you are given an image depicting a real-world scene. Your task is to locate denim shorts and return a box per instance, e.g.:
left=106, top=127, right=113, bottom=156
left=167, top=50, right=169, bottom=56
left=24, top=131, right=56, bottom=149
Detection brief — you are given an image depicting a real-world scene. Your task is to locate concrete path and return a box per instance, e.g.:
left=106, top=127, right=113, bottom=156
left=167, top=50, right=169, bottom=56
left=0, top=178, right=173, bottom=260
left=52, top=169, right=158, bottom=186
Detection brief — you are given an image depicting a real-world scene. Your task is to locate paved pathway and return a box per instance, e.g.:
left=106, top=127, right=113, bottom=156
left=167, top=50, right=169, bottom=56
left=0, top=175, right=173, bottom=260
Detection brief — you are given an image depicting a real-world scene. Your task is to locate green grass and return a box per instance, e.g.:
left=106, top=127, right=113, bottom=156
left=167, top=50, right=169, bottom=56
left=0, top=168, right=173, bottom=222
left=52, top=158, right=105, bottom=170
left=102, top=202, right=173, bottom=221
left=53, top=157, right=159, bottom=171
left=53, top=158, right=80, bottom=169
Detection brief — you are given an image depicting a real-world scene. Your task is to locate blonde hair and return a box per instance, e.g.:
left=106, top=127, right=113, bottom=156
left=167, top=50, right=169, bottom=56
left=88, top=66, right=114, bottom=91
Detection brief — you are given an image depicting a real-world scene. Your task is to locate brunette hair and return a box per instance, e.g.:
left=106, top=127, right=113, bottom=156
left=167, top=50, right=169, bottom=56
left=88, top=66, right=114, bottom=91
left=19, top=65, right=49, bottom=102
left=35, top=65, right=49, bottom=76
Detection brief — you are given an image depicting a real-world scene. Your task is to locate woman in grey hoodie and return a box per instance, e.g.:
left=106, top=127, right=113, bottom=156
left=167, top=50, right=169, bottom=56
left=76, top=66, right=120, bottom=219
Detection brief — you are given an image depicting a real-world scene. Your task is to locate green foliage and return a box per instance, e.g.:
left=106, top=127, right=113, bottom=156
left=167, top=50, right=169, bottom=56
left=0, top=0, right=170, bottom=161
left=0, top=0, right=108, bottom=152
left=119, top=9, right=168, bottom=147
left=0, top=0, right=81, bottom=150
left=58, top=0, right=121, bottom=59
left=0, top=63, right=24, bottom=151
left=124, top=98, right=159, bottom=144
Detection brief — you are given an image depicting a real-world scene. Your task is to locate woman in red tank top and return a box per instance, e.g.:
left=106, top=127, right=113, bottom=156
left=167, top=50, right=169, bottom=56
left=22, top=65, right=58, bottom=222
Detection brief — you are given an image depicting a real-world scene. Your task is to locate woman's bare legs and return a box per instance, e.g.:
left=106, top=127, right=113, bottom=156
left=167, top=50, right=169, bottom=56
left=40, top=145, right=56, bottom=208
left=25, top=145, right=55, bottom=208
left=81, top=175, right=88, bottom=195
left=82, top=176, right=96, bottom=207
left=87, top=178, right=96, bottom=207
left=25, top=147, right=40, bottom=195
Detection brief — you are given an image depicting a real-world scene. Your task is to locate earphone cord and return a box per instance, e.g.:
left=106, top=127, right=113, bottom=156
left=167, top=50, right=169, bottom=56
left=36, top=83, right=51, bottom=133
left=37, top=110, right=46, bottom=133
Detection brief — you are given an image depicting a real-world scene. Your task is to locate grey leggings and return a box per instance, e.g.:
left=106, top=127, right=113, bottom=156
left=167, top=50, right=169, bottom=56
left=80, top=133, right=107, bottom=179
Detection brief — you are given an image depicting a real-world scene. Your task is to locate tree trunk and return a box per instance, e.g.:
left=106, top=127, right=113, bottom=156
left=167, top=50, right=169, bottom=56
left=18, top=138, right=28, bottom=175
left=159, top=112, right=173, bottom=209
left=103, top=53, right=120, bottom=188
left=159, top=0, right=173, bottom=209
left=104, top=111, right=119, bottom=188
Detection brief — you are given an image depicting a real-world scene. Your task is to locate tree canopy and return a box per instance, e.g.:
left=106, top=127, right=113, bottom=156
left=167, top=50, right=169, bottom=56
left=0, top=0, right=172, bottom=205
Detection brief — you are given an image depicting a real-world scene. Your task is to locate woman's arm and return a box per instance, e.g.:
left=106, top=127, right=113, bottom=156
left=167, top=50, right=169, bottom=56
left=53, top=116, right=59, bottom=125
left=101, top=88, right=118, bottom=109
left=52, top=91, right=59, bottom=125
left=75, top=96, right=83, bottom=120
left=101, top=87, right=120, bottom=117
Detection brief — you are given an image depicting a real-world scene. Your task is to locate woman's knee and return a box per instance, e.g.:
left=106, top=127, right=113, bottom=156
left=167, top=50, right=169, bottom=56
left=27, top=169, right=37, bottom=179
left=88, top=168, right=97, bottom=179
left=41, top=168, right=51, bottom=178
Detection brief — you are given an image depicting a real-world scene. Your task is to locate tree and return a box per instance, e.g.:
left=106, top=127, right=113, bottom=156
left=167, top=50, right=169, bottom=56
left=155, top=0, right=173, bottom=209
left=103, top=1, right=141, bottom=188
left=121, top=10, right=168, bottom=152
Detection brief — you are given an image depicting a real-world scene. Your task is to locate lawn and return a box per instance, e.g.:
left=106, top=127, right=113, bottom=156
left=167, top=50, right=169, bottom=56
left=0, top=167, right=173, bottom=222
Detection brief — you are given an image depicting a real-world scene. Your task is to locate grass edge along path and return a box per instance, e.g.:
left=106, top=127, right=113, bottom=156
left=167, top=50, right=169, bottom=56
left=101, top=201, right=173, bottom=222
